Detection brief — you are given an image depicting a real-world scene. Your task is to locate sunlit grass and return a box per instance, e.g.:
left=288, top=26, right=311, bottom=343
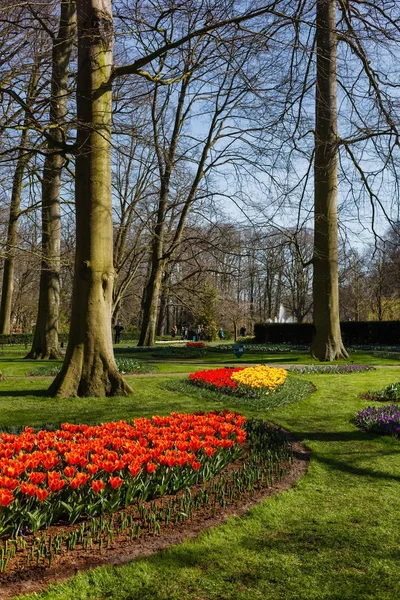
left=0, top=360, right=396, bottom=599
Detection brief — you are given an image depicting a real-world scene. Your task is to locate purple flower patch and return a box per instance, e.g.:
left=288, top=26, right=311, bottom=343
left=354, top=405, right=400, bottom=437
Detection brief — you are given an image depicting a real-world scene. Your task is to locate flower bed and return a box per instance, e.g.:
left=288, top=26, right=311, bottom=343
left=186, top=342, right=205, bottom=348
left=28, top=358, right=155, bottom=377
left=360, top=381, right=400, bottom=402
left=354, top=405, right=400, bottom=437
left=189, top=366, right=287, bottom=396
left=151, top=346, right=207, bottom=358
left=0, top=411, right=246, bottom=537
left=371, top=351, right=400, bottom=361
left=208, top=344, right=294, bottom=353
left=0, top=419, right=294, bottom=576
left=114, top=358, right=156, bottom=375
left=288, top=364, right=375, bottom=375
left=348, top=345, right=400, bottom=352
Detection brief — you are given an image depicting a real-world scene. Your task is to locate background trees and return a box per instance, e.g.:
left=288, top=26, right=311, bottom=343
left=0, top=0, right=398, bottom=396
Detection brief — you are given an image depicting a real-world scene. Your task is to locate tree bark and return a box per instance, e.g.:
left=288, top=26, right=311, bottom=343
left=311, top=0, right=348, bottom=361
left=0, top=143, right=27, bottom=335
left=138, top=258, right=165, bottom=346
left=27, top=0, right=76, bottom=359
left=156, top=269, right=171, bottom=336
left=48, top=0, right=132, bottom=397
left=111, top=299, right=121, bottom=328
left=0, top=66, right=40, bottom=334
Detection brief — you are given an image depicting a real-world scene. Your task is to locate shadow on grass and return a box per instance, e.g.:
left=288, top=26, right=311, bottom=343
left=134, top=518, right=400, bottom=599
left=285, top=427, right=400, bottom=478
left=311, top=451, right=400, bottom=482
left=0, top=388, right=51, bottom=398
left=291, top=429, right=373, bottom=443
left=0, top=357, right=62, bottom=364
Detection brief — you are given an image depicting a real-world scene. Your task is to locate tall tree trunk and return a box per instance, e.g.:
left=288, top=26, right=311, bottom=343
left=0, top=142, right=27, bottom=334
left=311, top=0, right=348, bottom=361
left=156, top=269, right=170, bottom=336
left=27, top=0, right=76, bottom=359
left=156, top=297, right=165, bottom=336
left=49, top=0, right=132, bottom=397
left=0, top=66, right=40, bottom=334
left=138, top=259, right=164, bottom=346
left=111, top=299, right=121, bottom=328
left=138, top=75, right=191, bottom=347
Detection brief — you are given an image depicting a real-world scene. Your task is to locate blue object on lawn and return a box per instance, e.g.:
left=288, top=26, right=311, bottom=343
left=234, top=344, right=244, bottom=358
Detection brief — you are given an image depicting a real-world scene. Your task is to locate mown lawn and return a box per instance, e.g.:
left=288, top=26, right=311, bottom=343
left=0, top=360, right=395, bottom=599
left=1, top=342, right=399, bottom=379
left=115, top=347, right=400, bottom=367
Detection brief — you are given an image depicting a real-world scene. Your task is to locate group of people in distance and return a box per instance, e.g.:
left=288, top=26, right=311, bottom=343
left=112, top=321, right=249, bottom=344
left=175, top=325, right=203, bottom=340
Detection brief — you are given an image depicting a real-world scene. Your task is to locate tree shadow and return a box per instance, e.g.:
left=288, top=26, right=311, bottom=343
left=0, top=388, right=50, bottom=398
left=310, top=451, right=400, bottom=483
left=289, top=429, right=374, bottom=443
left=138, top=519, right=400, bottom=594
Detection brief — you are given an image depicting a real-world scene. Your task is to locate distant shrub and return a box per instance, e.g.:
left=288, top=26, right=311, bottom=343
left=152, top=346, right=206, bottom=359
left=208, top=344, right=293, bottom=353
left=371, top=352, right=400, bottom=361
left=28, top=365, right=61, bottom=377
left=360, top=381, right=400, bottom=402
left=28, top=359, right=154, bottom=377
left=288, top=364, right=375, bottom=375
left=114, top=357, right=156, bottom=374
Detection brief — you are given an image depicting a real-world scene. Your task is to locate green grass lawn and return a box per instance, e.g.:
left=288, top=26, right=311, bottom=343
left=0, top=350, right=399, bottom=599
left=0, top=344, right=398, bottom=380
left=113, top=346, right=399, bottom=367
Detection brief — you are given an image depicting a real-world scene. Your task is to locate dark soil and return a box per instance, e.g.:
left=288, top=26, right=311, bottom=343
left=0, top=432, right=310, bottom=600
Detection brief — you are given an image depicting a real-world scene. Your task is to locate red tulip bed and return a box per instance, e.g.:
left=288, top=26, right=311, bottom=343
left=190, top=367, right=244, bottom=391
left=0, top=412, right=293, bottom=579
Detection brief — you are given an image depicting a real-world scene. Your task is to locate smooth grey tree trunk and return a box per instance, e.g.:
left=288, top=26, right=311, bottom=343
left=311, top=0, right=348, bottom=361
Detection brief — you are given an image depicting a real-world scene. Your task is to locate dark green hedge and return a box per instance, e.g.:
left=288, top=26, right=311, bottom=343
left=254, top=321, right=400, bottom=346
left=0, top=334, right=34, bottom=346
left=0, top=331, right=139, bottom=347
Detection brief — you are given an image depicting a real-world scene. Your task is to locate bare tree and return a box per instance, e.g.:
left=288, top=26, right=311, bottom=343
left=49, top=0, right=279, bottom=396
left=27, top=0, right=76, bottom=359
left=0, top=55, right=42, bottom=333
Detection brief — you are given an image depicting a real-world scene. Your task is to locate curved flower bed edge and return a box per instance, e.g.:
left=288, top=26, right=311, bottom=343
left=0, top=416, right=297, bottom=579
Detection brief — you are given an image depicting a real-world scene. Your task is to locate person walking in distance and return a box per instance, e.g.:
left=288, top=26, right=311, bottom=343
left=114, top=321, right=124, bottom=344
